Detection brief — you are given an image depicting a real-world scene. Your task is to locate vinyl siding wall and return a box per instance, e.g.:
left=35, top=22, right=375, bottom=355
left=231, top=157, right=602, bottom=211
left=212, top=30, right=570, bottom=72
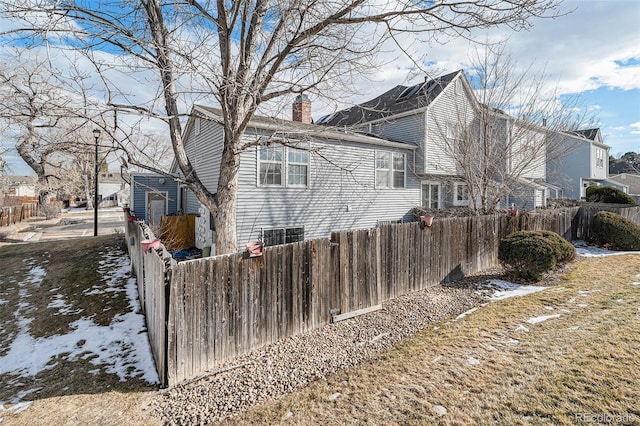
left=424, top=78, right=476, bottom=175
left=365, top=113, right=426, bottom=175
left=130, top=174, right=179, bottom=221
left=510, top=122, right=547, bottom=179
left=183, top=117, right=224, bottom=193
left=547, top=138, right=590, bottom=200
left=235, top=133, right=420, bottom=247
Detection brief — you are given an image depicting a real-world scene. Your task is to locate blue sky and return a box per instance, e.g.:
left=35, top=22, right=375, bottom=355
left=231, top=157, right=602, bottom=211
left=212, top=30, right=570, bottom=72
left=2, top=0, right=639, bottom=175
left=324, top=0, right=639, bottom=158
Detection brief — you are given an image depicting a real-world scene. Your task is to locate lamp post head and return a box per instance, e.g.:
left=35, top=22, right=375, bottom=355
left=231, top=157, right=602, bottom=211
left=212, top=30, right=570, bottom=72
left=93, top=128, right=101, bottom=139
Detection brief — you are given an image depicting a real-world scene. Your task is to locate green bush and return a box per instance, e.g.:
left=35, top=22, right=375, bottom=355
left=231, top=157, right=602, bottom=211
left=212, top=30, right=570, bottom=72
left=586, top=186, right=637, bottom=205
left=590, top=211, right=640, bottom=250
left=499, top=230, right=576, bottom=281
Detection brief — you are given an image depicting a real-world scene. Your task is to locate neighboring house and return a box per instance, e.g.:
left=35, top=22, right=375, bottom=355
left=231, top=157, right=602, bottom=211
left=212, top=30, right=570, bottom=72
left=173, top=101, right=420, bottom=253
left=129, top=173, right=179, bottom=226
left=3, top=175, right=38, bottom=197
left=608, top=173, right=639, bottom=203
left=317, top=70, right=550, bottom=210
left=98, top=171, right=128, bottom=207
left=546, top=128, right=620, bottom=200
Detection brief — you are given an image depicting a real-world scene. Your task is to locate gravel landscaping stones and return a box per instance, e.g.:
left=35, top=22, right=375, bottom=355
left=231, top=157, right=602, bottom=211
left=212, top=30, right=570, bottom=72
left=154, top=281, right=487, bottom=424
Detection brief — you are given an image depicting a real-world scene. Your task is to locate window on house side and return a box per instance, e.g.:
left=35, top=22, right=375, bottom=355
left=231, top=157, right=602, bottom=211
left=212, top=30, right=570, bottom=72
left=446, top=122, right=461, bottom=141
left=596, top=148, right=604, bottom=168
left=263, top=227, right=304, bottom=246
left=454, top=182, right=469, bottom=206
left=287, top=149, right=309, bottom=186
left=376, top=151, right=405, bottom=189
left=285, top=227, right=304, bottom=243
left=259, top=146, right=284, bottom=186
left=421, top=182, right=440, bottom=209
left=263, top=228, right=284, bottom=246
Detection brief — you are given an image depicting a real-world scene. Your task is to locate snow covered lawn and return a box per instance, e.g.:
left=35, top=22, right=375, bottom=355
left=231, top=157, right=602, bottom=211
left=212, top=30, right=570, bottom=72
left=0, top=236, right=158, bottom=420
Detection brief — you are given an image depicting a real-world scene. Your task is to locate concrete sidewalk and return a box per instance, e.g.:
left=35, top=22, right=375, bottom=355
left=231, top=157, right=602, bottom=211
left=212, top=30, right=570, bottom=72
left=0, top=207, right=125, bottom=243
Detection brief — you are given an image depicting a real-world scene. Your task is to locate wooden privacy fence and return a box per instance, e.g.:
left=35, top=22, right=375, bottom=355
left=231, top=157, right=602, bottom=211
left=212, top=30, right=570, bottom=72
left=125, top=205, right=640, bottom=386
left=124, top=215, right=176, bottom=386
left=165, top=207, right=586, bottom=385
left=0, top=203, right=38, bottom=227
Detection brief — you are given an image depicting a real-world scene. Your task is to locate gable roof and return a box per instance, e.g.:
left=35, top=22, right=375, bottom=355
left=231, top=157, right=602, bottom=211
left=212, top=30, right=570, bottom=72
left=316, top=70, right=463, bottom=127
left=573, top=128, right=600, bottom=141
left=192, top=105, right=417, bottom=151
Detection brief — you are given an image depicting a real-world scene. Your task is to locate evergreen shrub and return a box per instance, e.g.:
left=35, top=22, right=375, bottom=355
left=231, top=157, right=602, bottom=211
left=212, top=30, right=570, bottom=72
left=499, top=230, right=576, bottom=281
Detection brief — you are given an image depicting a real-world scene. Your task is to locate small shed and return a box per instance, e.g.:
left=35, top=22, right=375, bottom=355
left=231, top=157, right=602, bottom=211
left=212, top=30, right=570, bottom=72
left=130, top=173, right=179, bottom=226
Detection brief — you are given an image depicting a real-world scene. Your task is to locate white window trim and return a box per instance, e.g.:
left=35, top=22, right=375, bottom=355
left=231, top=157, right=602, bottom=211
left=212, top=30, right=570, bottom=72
left=257, top=145, right=284, bottom=187
left=257, top=144, right=310, bottom=188
left=595, top=147, right=604, bottom=168
left=375, top=151, right=406, bottom=189
left=194, top=117, right=201, bottom=136
left=286, top=147, right=310, bottom=188
left=421, top=181, right=441, bottom=209
left=453, top=182, right=469, bottom=206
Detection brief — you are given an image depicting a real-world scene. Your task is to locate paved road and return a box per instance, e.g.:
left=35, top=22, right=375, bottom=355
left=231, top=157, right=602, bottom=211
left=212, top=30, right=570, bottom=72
left=3, top=208, right=126, bottom=243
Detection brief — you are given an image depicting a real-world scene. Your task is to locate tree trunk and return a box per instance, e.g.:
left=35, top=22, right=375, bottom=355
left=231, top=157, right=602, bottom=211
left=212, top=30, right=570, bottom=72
left=213, top=142, right=241, bottom=254
left=38, top=189, right=54, bottom=218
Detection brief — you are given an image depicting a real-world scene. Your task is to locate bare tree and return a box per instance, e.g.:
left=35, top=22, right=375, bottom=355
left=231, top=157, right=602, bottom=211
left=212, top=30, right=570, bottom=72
left=433, top=43, right=592, bottom=214
left=0, top=50, right=78, bottom=216
left=1, top=0, right=564, bottom=252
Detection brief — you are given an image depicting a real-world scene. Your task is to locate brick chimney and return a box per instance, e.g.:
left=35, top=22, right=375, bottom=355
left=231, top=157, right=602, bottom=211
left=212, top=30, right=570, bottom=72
left=292, top=94, right=312, bottom=123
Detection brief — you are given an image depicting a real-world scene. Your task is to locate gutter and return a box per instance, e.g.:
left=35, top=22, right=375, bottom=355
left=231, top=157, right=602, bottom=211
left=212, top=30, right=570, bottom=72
left=194, top=105, right=417, bottom=151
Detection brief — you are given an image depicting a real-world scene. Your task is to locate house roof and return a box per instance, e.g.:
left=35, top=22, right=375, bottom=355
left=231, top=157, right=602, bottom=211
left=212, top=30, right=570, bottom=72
left=5, top=175, right=37, bottom=186
left=573, top=128, right=600, bottom=141
left=315, top=70, right=463, bottom=127
left=608, top=173, right=640, bottom=194
left=193, top=105, right=418, bottom=151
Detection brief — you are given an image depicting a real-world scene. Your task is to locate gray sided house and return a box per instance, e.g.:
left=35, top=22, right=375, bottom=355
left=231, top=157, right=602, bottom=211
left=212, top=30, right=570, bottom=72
left=174, top=104, right=420, bottom=253
left=317, top=70, right=550, bottom=211
left=546, top=128, right=619, bottom=200
left=607, top=173, right=637, bottom=202
left=129, top=173, right=179, bottom=226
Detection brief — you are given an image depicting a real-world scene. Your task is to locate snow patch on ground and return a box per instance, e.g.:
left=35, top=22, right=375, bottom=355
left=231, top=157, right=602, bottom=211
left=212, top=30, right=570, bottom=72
left=527, top=314, right=562, bottom=324
left=479, top=279, right=547, bottom=301
left=0, top=250, right=159, bottom=405
left=573, top=241, right=640, bottom=258
left=455, top=307, right=479, bottom=321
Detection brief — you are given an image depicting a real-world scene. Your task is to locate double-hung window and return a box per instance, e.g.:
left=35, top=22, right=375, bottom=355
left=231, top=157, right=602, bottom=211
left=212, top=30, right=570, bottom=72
left=454, top=182, right=469, bottom=206
left=258, top=145, right=309, bottom=187
left=421, top=182, right=440, bottom=209
left=259, top=146, right=283, bottom=185
left=375, top=151, right=405, bottom=189
left=287, top=149, right=309, bottom=186
left=595, top=148, right=604, bottom=168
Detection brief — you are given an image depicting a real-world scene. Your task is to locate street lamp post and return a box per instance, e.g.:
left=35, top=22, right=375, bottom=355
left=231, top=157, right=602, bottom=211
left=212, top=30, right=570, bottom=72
left=93, top=128, right=101, bottom=237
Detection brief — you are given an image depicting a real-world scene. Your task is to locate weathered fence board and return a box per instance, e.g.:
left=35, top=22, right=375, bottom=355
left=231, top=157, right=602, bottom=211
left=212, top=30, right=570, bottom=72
left=0, top=203, right=38, bottom=227
left=125, top=205, right=640, bottom=386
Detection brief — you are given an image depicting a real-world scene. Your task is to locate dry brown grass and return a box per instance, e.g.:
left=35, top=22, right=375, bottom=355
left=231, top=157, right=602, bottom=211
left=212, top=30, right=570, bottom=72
left=227, top=255, right=640, bottom=425
left=0, top=236, right=159, bottom=425
left=2, top=240, right=639, bottom=426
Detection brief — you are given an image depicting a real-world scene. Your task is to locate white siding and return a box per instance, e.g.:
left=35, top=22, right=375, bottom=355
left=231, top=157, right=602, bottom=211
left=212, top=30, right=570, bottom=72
left=235, top=135, right=420, bottom=246
left=510, top=122, right=547, bottom=179
left=366, top=114, right=426, bottom=174
left=183, top=118, right=224, bottom=193
left=424, top=78, right=476, bottom=175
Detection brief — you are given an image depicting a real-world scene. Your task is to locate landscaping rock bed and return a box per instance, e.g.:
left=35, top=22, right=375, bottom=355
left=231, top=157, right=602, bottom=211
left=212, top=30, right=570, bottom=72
left=154, top=278, right=490, bottom=424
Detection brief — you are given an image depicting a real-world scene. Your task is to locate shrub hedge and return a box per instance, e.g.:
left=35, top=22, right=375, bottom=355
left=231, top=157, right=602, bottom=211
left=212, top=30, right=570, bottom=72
left=590, top=211, right=640, bottom=250
left=586, top=186, right=637, bottom=206
left=499, top=230, right=576, bottom=281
